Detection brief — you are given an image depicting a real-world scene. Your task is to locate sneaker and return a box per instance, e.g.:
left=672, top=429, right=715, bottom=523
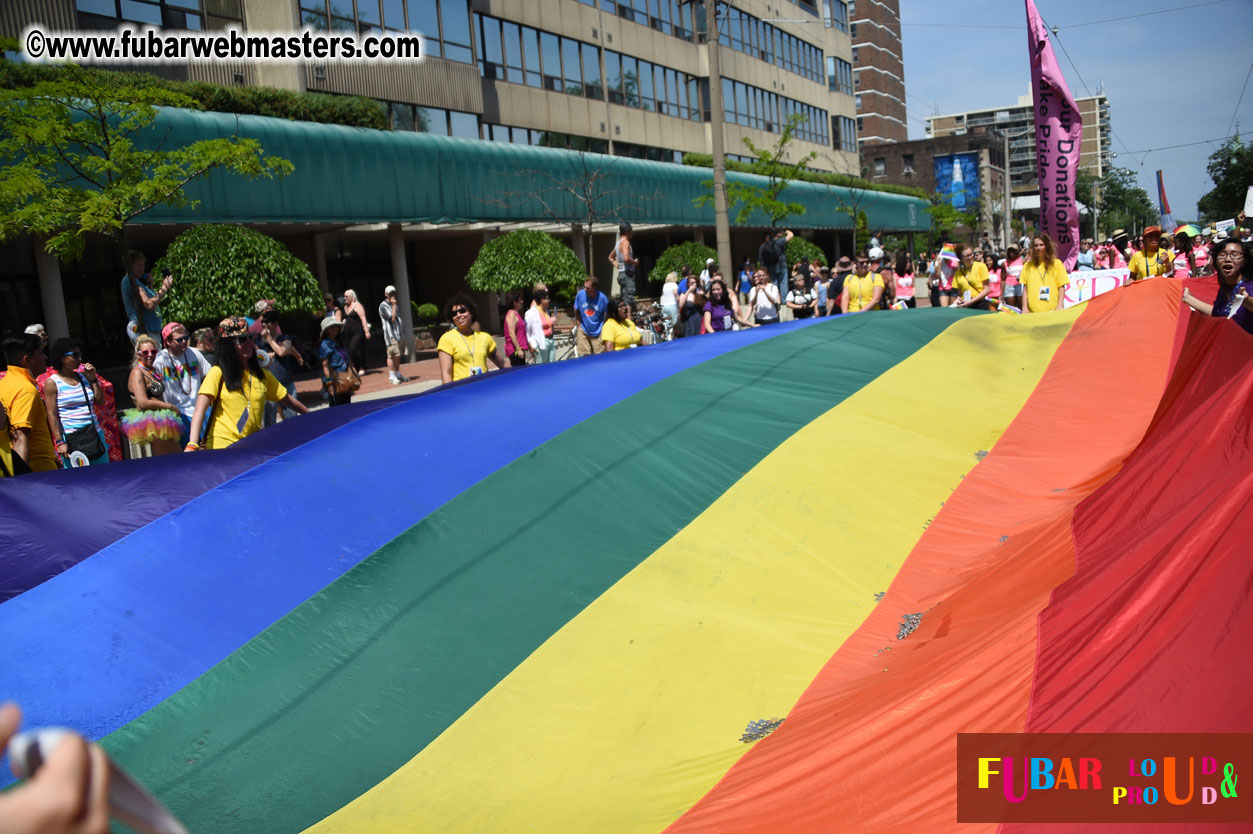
left=388, top=375, right=401, bottom=386
left=396, top=374, right=411, bottom=383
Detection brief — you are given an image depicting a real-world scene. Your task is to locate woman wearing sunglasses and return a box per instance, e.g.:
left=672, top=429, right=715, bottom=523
left=185, top=316, right=308, bottom=451
left=41, top=337, right=110, bottom=467
left=438, top=294, right=504, bottom=384
left=120, top=334, right=183, bottom=457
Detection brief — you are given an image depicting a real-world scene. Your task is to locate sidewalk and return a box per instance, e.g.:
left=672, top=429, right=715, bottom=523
left=292, top=350, right=446, bottom=406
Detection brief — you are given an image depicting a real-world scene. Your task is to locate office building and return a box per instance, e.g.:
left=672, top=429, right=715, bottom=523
left=847, top=0, right=906, bottom=146
left=925, top=90, right=1112, bottom=192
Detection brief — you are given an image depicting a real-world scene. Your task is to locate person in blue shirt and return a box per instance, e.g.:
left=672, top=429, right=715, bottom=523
left=1076, top=239, right=1096, bottom=271
left=737, top=257, right=753, bottom=305
left=120, top=250, right=172, bottom=343
left=573, top=276, right=609, bottom=356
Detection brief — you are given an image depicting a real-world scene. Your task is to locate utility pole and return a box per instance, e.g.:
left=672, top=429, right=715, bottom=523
left=705, top=0, right=732, bottom=272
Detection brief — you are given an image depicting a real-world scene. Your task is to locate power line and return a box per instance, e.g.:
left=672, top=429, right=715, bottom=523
left=1118, top=136, right=1236, bottom=155
left=900, top=0, right=1231, bottom=31
left=1228, top=56, right=1253, bottom=137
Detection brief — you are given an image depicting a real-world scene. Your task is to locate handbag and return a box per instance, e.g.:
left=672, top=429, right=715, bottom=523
left=64, top=376, right=106, bottom=460
left=331, top=366, right=361, bottom=395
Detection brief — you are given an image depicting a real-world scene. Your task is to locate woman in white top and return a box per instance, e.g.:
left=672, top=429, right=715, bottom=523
left=748, top=266, right=781, bottom=324
left=524, top=288, right=556, bottom=364
left=659, top=271, right=681, bottom=336
left=785, top=275, right=818, bottom=319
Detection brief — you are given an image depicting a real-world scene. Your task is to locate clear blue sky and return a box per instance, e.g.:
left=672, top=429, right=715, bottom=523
left=899, top=0, right=1253, bottom=220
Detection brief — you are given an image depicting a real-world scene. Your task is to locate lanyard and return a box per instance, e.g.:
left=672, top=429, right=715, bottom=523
left=456, top=330, right=476, bottom=362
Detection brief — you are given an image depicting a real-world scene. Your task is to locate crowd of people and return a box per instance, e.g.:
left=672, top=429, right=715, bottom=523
left=4, top=222, right=1251, bottom=478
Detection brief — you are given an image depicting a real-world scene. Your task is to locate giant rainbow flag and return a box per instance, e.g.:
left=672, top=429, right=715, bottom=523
left=1, top=279, right=1250, bottom=832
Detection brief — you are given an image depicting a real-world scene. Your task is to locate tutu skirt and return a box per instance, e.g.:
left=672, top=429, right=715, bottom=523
left=120, top=408, right=182, bottom=443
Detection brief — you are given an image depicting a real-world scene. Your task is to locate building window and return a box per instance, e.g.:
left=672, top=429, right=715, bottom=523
left=873, top=157, right=885, bottom=177
left=299, top=0, right=470, bottom=62
left=832, top=115, right=856, bottom=153
left=827, top=56, right=853, bottom=95
left=824, top=0, right=849, bottom=32
left=79, top=0, right=205, bottom=29
left=723, top=78, right=828, bottom=143
left=854, top=94, right=862, bottom=109
left=717, top=2, right=824, bottom=84
left=903, top=153, right=915, bottom=174
left=856, top=116, right=863, bottom=132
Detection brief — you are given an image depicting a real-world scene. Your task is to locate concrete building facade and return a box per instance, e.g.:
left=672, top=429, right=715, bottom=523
left=925, top=89, right=1112, bottom=192
left=848, top=0, right=906, bottom=147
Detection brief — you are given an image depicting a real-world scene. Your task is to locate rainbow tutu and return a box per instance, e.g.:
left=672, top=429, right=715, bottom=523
left=119, top=408, right=182, bottom=443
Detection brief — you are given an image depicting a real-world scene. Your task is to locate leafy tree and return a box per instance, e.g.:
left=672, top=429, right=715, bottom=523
left=696, top=113, right=817, bottom=225
left=649, top=240, right=717, bottom=284
left=1075, top=167, right=1155, bottom=236
left=466, top=229, right=584, bottom=296
left=1197, top=136, right=1253, bottom=222
left=157, top=225, right=322, bottom=327
left=0, top=61, right=293, bottom=269
left=786, top=237, right=827, bottom=267
left=928, top=196, right=977, bottom=244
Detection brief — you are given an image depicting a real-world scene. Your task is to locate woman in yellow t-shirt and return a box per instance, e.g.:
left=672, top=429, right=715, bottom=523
left=601, top=298, right=643, bottom=351
left=437, top=294, right=504, bottom=384
left=952, top=243, right=991, bottom=309
left=185, top=316, right=309, bottom=451
left=841, top=254, right=885, bottom=313
left=1021, top=234, right=1071, bottom=314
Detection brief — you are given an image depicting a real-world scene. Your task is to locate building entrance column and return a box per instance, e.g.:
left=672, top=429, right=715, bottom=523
left=387, top=224, right=414, bottom=358
left=33, top=239, right=69, bottom=341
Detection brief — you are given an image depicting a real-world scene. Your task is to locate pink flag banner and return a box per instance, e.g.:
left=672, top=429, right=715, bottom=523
left=1026, top=0, right=1083, bottom=269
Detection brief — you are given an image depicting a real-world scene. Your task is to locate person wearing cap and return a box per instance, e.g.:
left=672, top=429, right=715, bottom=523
left=699, top=258, right=716, bottom=290
left=1128, top=227, right=1171, bottom=281
left=153, top=322, right=209, bottom=445
left=378, top=285, right=409, bottom=385
left=827, top=256, right=853, bottom=315
left=185, top=316, right=307, bottom=451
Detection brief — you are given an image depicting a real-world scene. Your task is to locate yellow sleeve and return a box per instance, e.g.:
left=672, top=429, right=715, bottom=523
left=873, top=274, right=885, bottom=288
left=436, top=330, right=457, bottom=356
left=601, top=320, right=621, bottom=344
left=1053, top=261, right=1070, bottom=288
left=198, top=365, right=223, bottom=399
left=482, top=333, right=497, bottom=356
left=263, top=369, right=287, bottom=402
left=4, top=384, right=37, bottom=430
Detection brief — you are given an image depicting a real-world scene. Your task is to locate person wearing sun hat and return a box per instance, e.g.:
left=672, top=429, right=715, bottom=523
left=1128, top=226, right=1171, bottom=281
left=184, top=316, right=308, bottom=451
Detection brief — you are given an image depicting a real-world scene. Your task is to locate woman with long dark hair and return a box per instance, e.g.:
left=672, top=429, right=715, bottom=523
left=41, top=336, right=109, bottom=467
left=185, top=316, right=307, bottom=451
left=503, top=289, right=530, bottom=367
left=1182, top=237, right=1253, bottom=334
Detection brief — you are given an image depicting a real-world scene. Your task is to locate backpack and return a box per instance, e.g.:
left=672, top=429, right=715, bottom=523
left=759, top=241, right=779, bottom=267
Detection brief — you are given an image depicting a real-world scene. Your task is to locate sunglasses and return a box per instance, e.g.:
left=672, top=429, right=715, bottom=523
left=138, top=349, right=157, bottom=357
left=169, top=334, right=188, bottom=343
left=63, top=351, right=82, bottom=359
left=451, top=307, right=470, bottom=315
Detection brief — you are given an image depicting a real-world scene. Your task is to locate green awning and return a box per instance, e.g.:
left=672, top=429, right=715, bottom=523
left=134, top=107, right=928, bottom=231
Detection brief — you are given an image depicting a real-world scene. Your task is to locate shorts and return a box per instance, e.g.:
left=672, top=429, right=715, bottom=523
left=939, top=288, right=959, bottom=298
left=576, top=328, right=605, bottom=356
left=385, top=342, right=401, bottom=359
left=1003, top=284, right=1023, bottom=298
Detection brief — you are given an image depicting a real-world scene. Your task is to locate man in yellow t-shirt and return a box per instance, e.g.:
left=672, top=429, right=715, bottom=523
left=0, top=334, right=56, bottom=472
left=1127, top=226, right=1172, bottom=280
left=952, top=244, right=991, bottom=309
left=841, top=255, right=884, bottom=313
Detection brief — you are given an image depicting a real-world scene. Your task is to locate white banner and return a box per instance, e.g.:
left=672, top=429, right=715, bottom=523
left=1062, top=268, right=1130, bottom=309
